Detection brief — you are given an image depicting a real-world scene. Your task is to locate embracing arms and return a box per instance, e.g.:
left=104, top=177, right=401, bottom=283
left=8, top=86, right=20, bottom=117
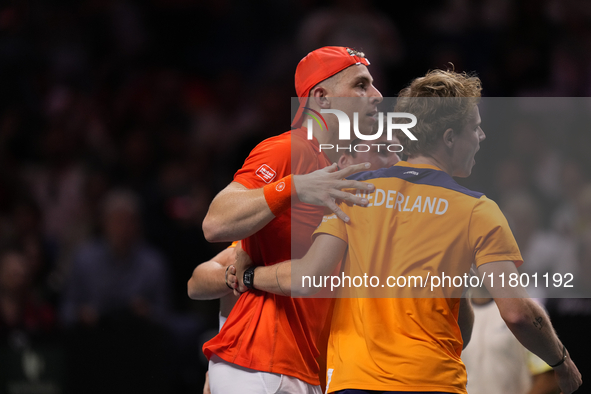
left=202, top=163, right=374, bottom=242
left=230, top=233, right=347, bottom=296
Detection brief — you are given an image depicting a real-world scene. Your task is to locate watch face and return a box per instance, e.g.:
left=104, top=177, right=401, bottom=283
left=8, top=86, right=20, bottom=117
left=244, top=268, right=254, bottom=288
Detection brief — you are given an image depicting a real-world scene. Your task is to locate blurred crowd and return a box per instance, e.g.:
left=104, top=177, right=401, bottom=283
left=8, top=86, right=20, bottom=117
left=1, top=0, right=591, bottom=392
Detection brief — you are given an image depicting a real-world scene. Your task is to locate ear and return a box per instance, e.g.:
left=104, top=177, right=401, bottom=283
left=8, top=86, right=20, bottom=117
left=310, top=86, right=331, bottom=109
left=338, top=153, right=351, bottom=169
left=443, top=128, right=455, bottom=148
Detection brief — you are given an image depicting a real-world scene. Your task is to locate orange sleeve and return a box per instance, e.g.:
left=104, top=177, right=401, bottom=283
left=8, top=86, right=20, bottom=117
left=469, top=196, right=523, bottom=267
left=233, top=133, right=291, bottom=189
left=313, top=213, right=348, bottom=243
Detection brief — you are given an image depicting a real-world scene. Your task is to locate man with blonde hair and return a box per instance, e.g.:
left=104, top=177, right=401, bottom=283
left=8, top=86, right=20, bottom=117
left=232, top=69, right=582, bottom=394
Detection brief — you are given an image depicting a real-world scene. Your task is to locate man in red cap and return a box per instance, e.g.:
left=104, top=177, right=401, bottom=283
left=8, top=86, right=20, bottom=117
left=191, top=136, right=402, bottom=394
left=202, top=47, right=383, bottom=393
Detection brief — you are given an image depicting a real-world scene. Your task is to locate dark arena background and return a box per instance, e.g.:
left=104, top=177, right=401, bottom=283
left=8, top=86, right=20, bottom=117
left=0, top=0, right=590, bottom=393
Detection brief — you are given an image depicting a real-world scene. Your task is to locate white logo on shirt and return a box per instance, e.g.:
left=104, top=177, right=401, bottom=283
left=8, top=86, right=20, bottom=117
left=255, top=164, right=277, bottom=183
left=321, top=214, right=337, bottom=224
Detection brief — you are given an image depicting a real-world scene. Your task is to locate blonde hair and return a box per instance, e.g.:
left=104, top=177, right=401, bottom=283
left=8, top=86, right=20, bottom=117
left=394, top=69, right=482, bottom=157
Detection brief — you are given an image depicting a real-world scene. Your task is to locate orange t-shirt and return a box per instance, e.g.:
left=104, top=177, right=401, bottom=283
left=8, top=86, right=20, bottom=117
left=203, top=128, right=334, bottom=385
left=314, top=161, right=523, bottom=393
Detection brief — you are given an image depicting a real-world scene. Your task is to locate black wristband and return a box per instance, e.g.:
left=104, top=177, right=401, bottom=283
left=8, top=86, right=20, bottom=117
left=549, top=345, right=567, bottom=368
left=243, top=266, right=256, bottom=290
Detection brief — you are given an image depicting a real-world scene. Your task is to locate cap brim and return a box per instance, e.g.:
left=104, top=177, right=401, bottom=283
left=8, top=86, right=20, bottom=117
left=291, top=96, right=308, bottom=128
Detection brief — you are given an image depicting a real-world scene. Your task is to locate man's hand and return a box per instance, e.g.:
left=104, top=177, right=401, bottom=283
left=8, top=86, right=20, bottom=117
left=293, top=162, right=375, bottom=222
left=553, top=351, right=582, bottom=394
left=203, top=163, right=376, bottom=242
left=227, top=246, right=254, bottom=296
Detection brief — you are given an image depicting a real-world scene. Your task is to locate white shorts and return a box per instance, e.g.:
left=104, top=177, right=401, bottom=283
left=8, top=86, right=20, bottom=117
left=208, top=354, right=322, bottom=394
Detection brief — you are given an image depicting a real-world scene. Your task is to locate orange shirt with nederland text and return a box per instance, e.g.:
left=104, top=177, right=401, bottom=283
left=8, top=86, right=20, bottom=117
left=203, top=128, right=333, bottom=385
left=314, top=161, right=523, bottom=393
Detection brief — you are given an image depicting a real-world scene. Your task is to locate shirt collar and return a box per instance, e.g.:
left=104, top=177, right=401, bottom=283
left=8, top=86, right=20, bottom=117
left=394, top=160, right=444, bottom=172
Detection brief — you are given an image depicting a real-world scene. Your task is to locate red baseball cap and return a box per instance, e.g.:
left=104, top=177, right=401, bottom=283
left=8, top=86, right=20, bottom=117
left=291, top=46, right=370, bottom=128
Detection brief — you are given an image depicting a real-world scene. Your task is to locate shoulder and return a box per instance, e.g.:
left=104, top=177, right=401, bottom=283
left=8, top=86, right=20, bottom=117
left=249, top=131, right=293, bottom=157
left=472, top=195, right=502, bottom=213
left=234, top=131, right=294, bottom=186
left=254, top=129, right=317, bottom=159
left=469, top=195, right=513, bottom=233
left=241, top=130, right=295, bottom=171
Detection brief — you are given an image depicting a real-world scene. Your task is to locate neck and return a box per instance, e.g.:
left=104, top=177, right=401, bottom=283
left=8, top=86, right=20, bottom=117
left=407, top=153, right=452, bottom=175
left=322, top=144, right=341, bottom=163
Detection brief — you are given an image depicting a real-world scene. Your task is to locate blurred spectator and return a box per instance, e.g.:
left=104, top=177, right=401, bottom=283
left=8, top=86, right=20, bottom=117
left=501, top=192, right=579, bottom=298
left=0, top=248, right=55, bottom=342
left=0, top=248, right=65, bottom=393
left=60, top=189, right=170, bottom=326
left=20, top=115, right=89, bottom=276
left=553, top=178, right=591, bottom=238
left=8, top=198, right=58, bottom=303
left=493, top=158, right=530, bottom=200
left=297, top=0, right=403, bottom=88
left=60, top=189, right=172, bottom=393
left=579, top=228, right=591, bottom=296
left=143, top=159, right=217, bottom=310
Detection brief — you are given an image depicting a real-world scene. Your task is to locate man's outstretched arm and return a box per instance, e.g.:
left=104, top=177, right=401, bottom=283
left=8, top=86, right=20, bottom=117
left=203, top=163, right=375, bottom=242
left=188, top=245, right=238, bottom=300
left=231, top=233, right=347, bottom=296
left=477, top=261, right=582, bottom=394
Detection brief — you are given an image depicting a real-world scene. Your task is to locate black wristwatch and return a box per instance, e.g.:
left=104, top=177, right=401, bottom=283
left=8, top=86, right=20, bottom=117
left=243, top=266, right=257, bottom=290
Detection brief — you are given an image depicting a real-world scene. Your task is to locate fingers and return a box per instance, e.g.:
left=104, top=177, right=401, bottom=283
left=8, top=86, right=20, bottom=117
left=325, top=199, right=350, bottom=223
left=329, top=189, right=369, bottom=207
left=233, top=280, right=248, bottom=296
left=322, top=162, right=339, bottom=173
left=295, top=162, right=375, bottom=218
left=226, top=265, right=238, bottom=289
left=336, top=162, right=371, bottom=178
left=336, top=179, right=375, bottom=192
left=230, top=276, right=245, bottom=296
left=227, top=264, right=249, bottom=296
